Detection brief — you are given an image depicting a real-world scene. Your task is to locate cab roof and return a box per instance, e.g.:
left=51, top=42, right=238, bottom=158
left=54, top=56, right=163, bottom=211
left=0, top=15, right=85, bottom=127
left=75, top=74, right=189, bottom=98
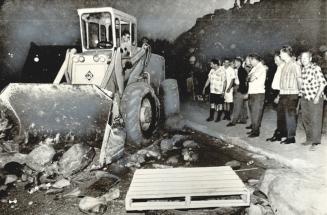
left=77, top=7, right=137, bottom=23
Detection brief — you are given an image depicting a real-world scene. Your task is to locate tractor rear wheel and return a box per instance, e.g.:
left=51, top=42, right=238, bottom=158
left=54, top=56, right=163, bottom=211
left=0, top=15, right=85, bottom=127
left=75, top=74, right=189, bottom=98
left=121, top=82, right=160, bottom=145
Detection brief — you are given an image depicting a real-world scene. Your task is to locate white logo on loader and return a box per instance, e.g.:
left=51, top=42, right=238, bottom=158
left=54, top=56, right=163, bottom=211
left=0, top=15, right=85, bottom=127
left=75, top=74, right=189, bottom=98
left=85, top=71, right=94, bottom=81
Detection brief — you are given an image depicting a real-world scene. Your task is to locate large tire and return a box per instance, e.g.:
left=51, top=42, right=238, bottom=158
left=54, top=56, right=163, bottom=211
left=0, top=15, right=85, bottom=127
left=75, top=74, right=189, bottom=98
left=161, top=79, right=180, bottom=118
left=121, top=82, right=160, bottom=145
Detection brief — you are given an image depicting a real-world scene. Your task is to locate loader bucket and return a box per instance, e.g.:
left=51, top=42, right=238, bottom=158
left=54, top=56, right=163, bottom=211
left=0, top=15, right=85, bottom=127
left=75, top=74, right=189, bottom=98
left=0, top=83, right=112, bottom=148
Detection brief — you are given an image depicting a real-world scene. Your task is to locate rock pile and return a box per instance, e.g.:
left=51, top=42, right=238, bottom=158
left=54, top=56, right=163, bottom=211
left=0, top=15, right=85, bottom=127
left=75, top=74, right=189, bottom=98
left=125, top=134, right=201, bottom=169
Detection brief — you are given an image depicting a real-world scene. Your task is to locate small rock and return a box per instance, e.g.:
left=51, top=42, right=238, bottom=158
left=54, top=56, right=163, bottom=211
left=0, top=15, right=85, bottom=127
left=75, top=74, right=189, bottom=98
left=182, top=140, right=199, bottom=149
left=52, top=178, right=70, bottom=189
left=28, top=201, right=33, bottom=206
left=166, top=155, right=179, bottom=165
left=5, top=175, right=18, bottom=185
left=160, top=139, right=174, bottom=154
left=46, top=188, right=64, bottom=195
left=182, top=148, right=191, bottom=161
left=1, top=140, right=19, bottom=152
left=171, top=134, right=187, bottom=147
left=181, top=148, right=199, bottom=162
left=152, top=164, right=173, bottom=169
left=79, top=196, right=107, bottom=214
left=190, top=151, right=199, bottom=162
left=63, top=187, right=82, bottom=198
left=137, top=149, right=161, bottom=160
left=26, top=144, right=56, bottom=171
left=128, top=153, right=145, bottom=166
left=248, top=179, right=260, bottom=186
left=102, top=187, right=120, bottom=202
left=59, top=144, right=95, bottom=177
left=225, top=160, right=241, bottom=170
left=247, top=160, right=254, bottom=166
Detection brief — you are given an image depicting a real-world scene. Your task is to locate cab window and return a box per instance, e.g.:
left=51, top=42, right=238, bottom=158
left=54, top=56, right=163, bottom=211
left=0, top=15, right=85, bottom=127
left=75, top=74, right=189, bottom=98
left=131, top=23, right=136, bottom=46
left=115, top=18, right=120, bottom=47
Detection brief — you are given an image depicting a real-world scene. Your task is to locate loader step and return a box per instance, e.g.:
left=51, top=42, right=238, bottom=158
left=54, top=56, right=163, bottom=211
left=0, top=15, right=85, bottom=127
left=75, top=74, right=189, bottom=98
left=125, top=166, right=250, bottom=211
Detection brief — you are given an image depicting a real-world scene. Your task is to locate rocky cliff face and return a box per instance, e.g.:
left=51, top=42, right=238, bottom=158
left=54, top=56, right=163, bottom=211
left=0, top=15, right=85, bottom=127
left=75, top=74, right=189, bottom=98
left=174, top=0, right=326, bottom=62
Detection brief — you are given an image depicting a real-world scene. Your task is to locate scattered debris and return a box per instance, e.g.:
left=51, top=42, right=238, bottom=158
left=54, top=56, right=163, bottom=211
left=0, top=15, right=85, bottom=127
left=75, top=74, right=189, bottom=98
left=52, top=178, right=70, bottom=189
left=160, top=139, right=174, bottom=154
left=247, top=160, right=254, bottom=166
left=166, top=155, right=180, bottom=165
left=182, top=140, right=199, bottom=148
left=181, top=148, right=199, bottom=162
left=225, top=160, right=241, bottom=170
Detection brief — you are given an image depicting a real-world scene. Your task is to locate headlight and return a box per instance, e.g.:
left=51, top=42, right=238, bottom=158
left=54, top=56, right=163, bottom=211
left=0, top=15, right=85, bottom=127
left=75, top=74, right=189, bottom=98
left=93, top=55, right=99, bottom=62
left=79, top=56, right=85, bottom=62
left=100, top=56, right=106, bottom=62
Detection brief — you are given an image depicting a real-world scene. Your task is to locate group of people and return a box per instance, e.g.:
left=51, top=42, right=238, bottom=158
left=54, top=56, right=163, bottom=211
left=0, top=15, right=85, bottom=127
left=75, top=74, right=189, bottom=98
left=202, top=45, right=326, bottom=151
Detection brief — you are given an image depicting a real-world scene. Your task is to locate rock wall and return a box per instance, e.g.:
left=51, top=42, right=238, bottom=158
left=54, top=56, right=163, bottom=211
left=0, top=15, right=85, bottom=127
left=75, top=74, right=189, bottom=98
left=174, top=0, right=326, bottom=62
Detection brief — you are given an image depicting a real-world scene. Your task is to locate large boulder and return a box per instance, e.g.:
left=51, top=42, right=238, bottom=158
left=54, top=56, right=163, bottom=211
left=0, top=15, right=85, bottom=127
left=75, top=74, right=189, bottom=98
left=260, top=169, right=327, bottom=215
left=59, top=144, right=95, bottom=177
left=26, top=144, right=55, bottom=171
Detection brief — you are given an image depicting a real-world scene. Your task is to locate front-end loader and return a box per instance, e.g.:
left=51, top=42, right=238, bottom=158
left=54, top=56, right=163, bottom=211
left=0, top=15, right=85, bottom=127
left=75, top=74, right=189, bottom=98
left=0, top=7, right=180, bottom=166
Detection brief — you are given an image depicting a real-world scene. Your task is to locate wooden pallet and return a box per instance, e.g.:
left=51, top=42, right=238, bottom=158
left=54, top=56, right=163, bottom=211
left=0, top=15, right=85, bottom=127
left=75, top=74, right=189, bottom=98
left=125, top=166, right=250, bottom=211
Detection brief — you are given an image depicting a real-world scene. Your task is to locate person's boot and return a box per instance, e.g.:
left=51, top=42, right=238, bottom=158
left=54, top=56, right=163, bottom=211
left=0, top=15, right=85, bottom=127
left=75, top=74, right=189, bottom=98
left=226, top=111, right=231, bottom=121
left=206, top=109, right=215, bottom=121
left=223, top=111, right=228, bottom=120
left=215, top=111, right=222, bottom=122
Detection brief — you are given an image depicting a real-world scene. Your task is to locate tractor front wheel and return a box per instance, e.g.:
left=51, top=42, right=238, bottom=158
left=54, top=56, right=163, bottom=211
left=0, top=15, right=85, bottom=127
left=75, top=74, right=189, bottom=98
left=121, top=82, right=159, bottom=146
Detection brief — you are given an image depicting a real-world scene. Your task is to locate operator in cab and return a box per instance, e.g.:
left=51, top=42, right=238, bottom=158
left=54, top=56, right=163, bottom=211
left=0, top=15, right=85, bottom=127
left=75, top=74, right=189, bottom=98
left=121, top=30, right=131, bottom=57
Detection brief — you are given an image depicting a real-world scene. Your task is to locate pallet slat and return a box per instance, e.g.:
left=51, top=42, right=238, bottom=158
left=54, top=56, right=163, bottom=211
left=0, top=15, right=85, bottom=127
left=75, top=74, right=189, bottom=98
left=134, top=166, right=233, bottom=175
left=131, top=173, right=240, bottom=181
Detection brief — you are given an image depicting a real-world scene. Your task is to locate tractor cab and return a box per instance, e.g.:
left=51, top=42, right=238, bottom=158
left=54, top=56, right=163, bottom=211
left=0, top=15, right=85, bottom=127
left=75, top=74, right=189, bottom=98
left=77, top=7, right=137, bottom=55
left=65, top=7, right=139, bottom=86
